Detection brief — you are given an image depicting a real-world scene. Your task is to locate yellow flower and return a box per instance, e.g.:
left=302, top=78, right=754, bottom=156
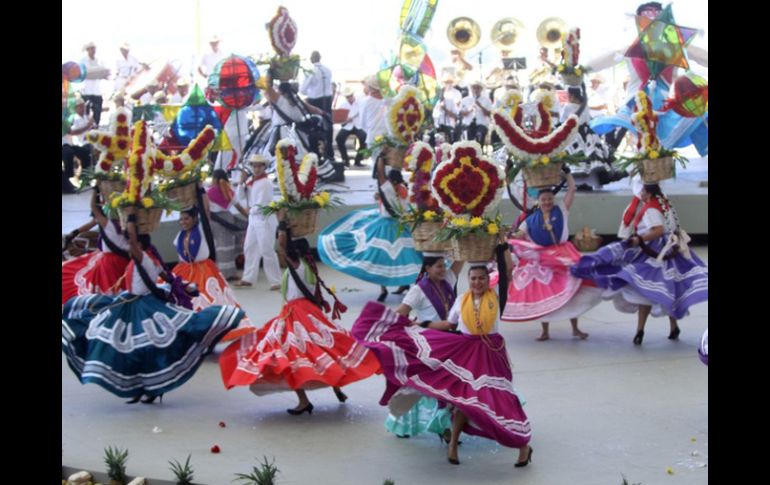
left=575, top=67, right=582, bottom=76
left=470, top=217, right=483, bottom=227
left=666, top=467, right=674, bottom=475
left=690, top=437, right=697, bottom=443
left=452, top=217, right=467, bottom=227
left=423, top=210, right=436, bottom=221
left=313, top=195, right=326, bottom=207
left=375, top=135, right=384, bottom=143
left=321, top=191, right=331, bottom=202
left=541, top=156, right=550, bottom=165
left=111, top=196, right=122, bottom=209
left=330, top=285, right=337, bottom=295
left=142, top=197, right=154, bottom=208
left=269, top=201, right=279, bottom=209
left=648, top=150, right=659, bottom=159
left=487, top=223, right=499, bottom=235
left=557, top=65, right=565, bottom=72
left=181, top=171, right=191, bottom=181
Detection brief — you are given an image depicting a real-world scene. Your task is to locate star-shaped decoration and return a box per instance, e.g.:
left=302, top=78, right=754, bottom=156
left=625, top=4, right=698, bottom=83
left=86, top=107, right=132, bottom=173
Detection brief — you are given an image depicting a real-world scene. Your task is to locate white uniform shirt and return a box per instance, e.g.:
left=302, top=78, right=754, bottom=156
left=402, top=271, right=458, bottom=322
left=338, top=97, right=362, bottom=130
left=62, top=113, right=91, bottom=146
left=359, top=95, right=387, bottom=144
left=115, top=54, right=140, bottom=90
left=459, top=93, right=493, bottom=126
left=244, top=177, right=275, bottom=218
left=200, top=50, right=226, bottom=78
left=300, top=63, right=333, bottom=99
left=81, top=55, right=107, bottom=96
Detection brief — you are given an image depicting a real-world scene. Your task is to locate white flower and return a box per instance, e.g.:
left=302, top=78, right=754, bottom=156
left=164, top=160, right=174, bottom=172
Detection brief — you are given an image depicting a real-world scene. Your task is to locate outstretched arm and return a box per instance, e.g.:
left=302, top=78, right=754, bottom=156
left=563, top=173, right=576, bottom=210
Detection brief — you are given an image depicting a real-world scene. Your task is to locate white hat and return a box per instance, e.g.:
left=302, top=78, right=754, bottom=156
left=341, top=85, right=355, bottom=97
left=247, top=153, right=269, bottom=165
left=441, top=73, right=456, bottom=84
left=210, top=35, right=221, bottom=43
left=176, top=78, right=190, bottom=87
left=153, top=91, right=167, bottom=103
left=364, top=75, right=380, bottom=92
left=120, top=42, right=130, bottom=50
left=74, top=96, right=85, bottom=106
left=470, top=80, right=483, bottom=88
left=83, top=41, right=96, bottom=50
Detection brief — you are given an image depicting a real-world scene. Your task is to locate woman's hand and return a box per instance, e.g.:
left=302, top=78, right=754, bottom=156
left=628, top=235, right=641, bottom=247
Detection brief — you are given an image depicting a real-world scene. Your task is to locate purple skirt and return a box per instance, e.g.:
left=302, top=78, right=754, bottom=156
left=570, top=238, right=708, bottom=319
left=352, top=302, right=531, bottom=448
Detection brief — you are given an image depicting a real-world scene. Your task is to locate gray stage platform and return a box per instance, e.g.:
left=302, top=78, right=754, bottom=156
left=62, top=155, right=707, bottom=263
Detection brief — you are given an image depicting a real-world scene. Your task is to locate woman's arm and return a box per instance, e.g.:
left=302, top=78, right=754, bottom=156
left=89, top=190, right=110, bottom=228
left=450, top=260, right=464, bottom=278
left=563, top=172, right=576, bottom=211
left=394, top=303, right=412, bottom=316
left=376, top=157, right=387, bottom=185
left=302, top=100, right=324, bottom=116
left=629, top=226, right=665, bottom=246
left=263, top=74, right=280, bottom=104
left=124, top=207, right=143, bottom=262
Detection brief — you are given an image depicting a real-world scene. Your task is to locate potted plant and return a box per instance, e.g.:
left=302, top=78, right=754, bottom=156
left=234, top=456, right=280, bottom=485
left=103, top=446, right=128, bottom=485
left=168, top=454, right=194, bottom=485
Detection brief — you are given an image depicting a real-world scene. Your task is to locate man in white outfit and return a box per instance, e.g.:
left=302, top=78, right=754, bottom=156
left=234, top=154, right=282, bottom=290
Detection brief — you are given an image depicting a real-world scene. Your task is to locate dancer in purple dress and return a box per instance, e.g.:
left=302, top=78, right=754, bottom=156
left=353, top=243, right=533, bottom=467
left=571, top=183, right=708, bottom=344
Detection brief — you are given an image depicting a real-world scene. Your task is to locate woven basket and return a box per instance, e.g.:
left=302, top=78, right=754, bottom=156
left=119, top=207, right=163, bottom=235
left=271, top=58, right=300, bottom=81
left=640, top=157, right=674, bottom=183
left=286, top=208, right=320, bottom=237
left=383, top=146, right=406, bottom=170
left=560, top=72, right=584, bottom=87
left=573, top=235, right=602, bottom=252
left=451, top=232, right=498, bottom=262
left=97, top=179, right=126, bottom=198
left=166, top=182, right=198, bottom=208
left=411, top=221, right=452, bottom=252
left=522, top=162, right=564, bottom=188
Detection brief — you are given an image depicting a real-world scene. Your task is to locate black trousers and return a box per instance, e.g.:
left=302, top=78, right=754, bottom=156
left=82, top=95, right=103, bottom=127
left=467, top=124, right=488, bottom=149
left=307, top=96, right=334, bottom=159
left=336, top=127, right=367, bottom=163
left=436, top=124, right=456, bottom=144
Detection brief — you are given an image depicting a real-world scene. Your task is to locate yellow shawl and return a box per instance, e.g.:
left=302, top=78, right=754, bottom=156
left=460, top=289, right=498, bottom=335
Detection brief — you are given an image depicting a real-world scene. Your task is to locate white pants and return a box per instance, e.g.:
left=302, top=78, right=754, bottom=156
left=241, top=214, right=281, bottom=285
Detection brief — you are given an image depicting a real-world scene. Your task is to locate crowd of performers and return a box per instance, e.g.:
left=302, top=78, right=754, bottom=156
left=62, top=144, right=707, bottom=468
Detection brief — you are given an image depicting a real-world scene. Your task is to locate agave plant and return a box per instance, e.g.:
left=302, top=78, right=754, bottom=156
left=383, top=480, right=396, bottom=485
left=234, top=456, right=279, bottom=485
left=104, top=446, right=129, bottom=485
left=169, top=454, right=194, bottom=485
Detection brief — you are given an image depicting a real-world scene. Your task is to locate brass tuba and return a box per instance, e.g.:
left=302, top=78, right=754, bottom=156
left=447, top=17, right=481, bottom=53
left=536, top=17, right=567, bottom=49
left=491, top=17, right=524, bottom=51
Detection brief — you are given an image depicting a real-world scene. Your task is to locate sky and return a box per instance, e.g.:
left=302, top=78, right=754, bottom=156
left=62, top=0, right=707, bottom=91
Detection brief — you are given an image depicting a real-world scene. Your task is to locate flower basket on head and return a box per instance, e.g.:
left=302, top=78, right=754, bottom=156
left=452, top=231, right=499, bottom=262
left=286, top=207, right=320, bottom=237
left=270, top=56, right=300, bottom=81
left=557, top=29, right=584, bottom=87
left=165, top=182, right=199, bottom=208
left=383, top=145, right=407, bottom=169
left=97, top=179, right=127, bottom=199
left=522, top=162, right=564, bottom=188
left=560, top=71, right=584, bottom=87
left=118, top=207, right=163, bottom=234
left=412, top=221, right=451, bottom=252
left=641, top=156, right=675, bottom=183
left=261, top=140, right=340, bottom=235
left=572, top=226, right=602, bottom=252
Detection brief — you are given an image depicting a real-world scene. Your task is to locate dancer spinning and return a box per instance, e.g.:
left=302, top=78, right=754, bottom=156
left=571, top=183, right=708, bottom=344
left=503, top=172, right=599, bottom=340
left=353, top=242, right=533, bottom=467
left=318, top=157, right=422, bottom=301
left=62, top=208, right=244, bottom=403
left=62, top=189, right=130, bottom=305
left=219, top=223, right=380, bottom=414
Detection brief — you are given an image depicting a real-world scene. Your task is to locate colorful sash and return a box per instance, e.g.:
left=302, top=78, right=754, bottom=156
left=526, top=205, right=564, bottom=246
left=460, top=290, right=498, bottom=335
left=176, top=224, right=203, bottom=262
left=417, top=277, right=455, bottom=320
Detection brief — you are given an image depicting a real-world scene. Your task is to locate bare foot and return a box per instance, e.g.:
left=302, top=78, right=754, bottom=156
left=573, top=330, right=589, bottom=340
left=536, top=334, right=550, bottom=341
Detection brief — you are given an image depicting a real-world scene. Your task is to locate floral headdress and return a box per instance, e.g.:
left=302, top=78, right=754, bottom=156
left=266, top=7, right=301, bottom=81
left=400, top=141, right=440, bottom=226
left=556, top=28, right=585, bottom=86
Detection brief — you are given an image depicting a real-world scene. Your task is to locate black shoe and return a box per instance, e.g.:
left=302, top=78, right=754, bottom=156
left=334, top=388, right=348, bottom=403
left=515, top=446, right=533, bottom=468
left=396, top=434, right=411, bottom=439
left=393, top=285, right=410, bottom=295
left=125, top=395, right=142, bottom=404
left=668, top=327, right=681, bottom=340
left=141, top=394, right=163, bottom=404
left=576, top=183, right=593, bottom=192
left=287, top=403, right=314, bottom=415
left=633, top=330, right=644, bottom=345
left=377, top=289, right=388, bottom=303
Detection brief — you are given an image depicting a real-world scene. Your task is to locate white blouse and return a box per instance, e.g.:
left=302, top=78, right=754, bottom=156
left=402, top=271, right=458, bottom=322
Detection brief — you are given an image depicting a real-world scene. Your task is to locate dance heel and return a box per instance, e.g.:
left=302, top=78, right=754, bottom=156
left=447, top=444, right=460, bottom=465
left=125, top=395, right=142, bottom=404
left=334, top=388, right=348, bottom=403
left=393, top=285, right=410, bottom=295
left=141, top=394, right=163, bottom=404
left=633, top=330, right=644, bottom=345
left=287, top=403, right=314, bottom=415
left=515, top=446, right=533, bottom=468
left=438, top=430, right=461, bottom=445
left=377, top=289, right=388, bottom=303
left=668, top=327, right=681, bottom=340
